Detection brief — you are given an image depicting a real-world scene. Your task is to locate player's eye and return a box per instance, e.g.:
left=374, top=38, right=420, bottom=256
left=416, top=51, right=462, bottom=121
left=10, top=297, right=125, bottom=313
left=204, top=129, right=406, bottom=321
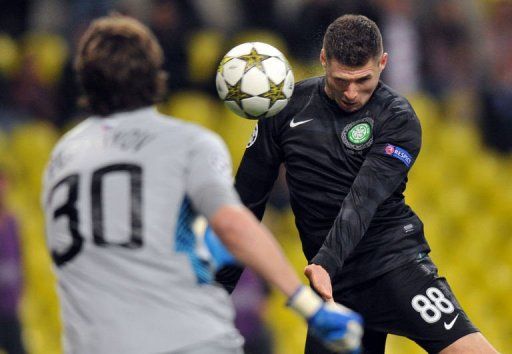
left=356, top=77, right=371, bottom=83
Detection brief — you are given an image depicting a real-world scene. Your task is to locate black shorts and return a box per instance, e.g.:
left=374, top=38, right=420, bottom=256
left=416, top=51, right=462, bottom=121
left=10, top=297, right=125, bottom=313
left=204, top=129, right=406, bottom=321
left=306, top=255, right=479, bottom=354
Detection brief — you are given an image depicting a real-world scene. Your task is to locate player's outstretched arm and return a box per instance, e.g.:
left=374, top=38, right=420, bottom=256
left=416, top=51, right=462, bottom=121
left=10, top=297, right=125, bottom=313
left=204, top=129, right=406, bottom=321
left=210, top=205, right=299, bottom=296
left=209, top=205, right=363, bottom=353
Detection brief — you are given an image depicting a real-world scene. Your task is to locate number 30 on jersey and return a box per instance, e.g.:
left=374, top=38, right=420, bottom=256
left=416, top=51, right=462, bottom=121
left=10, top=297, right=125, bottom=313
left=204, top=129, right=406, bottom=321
left=46, top=163, right=143, bottom=266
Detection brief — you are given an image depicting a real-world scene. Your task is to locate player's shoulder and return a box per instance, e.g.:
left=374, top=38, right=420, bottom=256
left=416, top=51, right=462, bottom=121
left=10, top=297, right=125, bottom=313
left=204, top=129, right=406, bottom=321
left=294, top=76, right=323, bottom=94
left=153, top=111, right=227, bottom=151
left=110, top=107, right=225, bottom=148
left=290, top=76, right=324, bottom=105
left=266, top=76, right=323, bottom=127
left=374, top=82, right=417, bottom=119
left=55, top=108, right=223, bottom=153
left=50, top=118, right=95, bottom=155
left=371, top=83, right=422, bottom=142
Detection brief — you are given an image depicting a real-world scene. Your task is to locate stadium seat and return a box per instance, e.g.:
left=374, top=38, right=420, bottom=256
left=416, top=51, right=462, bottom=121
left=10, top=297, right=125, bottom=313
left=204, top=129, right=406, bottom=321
left=0, top=33, right=21, bottom=77
left=9, top=121, right=58, bottom=201
left=22, top=33, right=69, bottom=85
left=187, top=30, right=225, bottom=85
left=216, top=106, right=257, bottom=168
left=160, top=91, right=221, bottom=131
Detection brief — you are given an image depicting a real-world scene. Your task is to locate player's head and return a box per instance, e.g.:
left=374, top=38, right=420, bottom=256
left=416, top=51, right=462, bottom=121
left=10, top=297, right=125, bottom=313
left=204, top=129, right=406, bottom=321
left=75, top=14, right=167, bottom=116
left=320, top=14, right=387, bottom=112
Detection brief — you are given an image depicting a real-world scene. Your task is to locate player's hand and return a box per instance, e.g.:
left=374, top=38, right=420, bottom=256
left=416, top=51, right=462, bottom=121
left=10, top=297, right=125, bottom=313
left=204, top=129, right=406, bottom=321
left=305, top=264, right=333, bottom=301
left=288, top=286, right=363, bottom=353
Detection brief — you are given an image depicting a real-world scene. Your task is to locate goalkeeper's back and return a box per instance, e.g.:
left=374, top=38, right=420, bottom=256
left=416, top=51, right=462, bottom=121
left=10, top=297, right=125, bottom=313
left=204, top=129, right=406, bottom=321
left=42, top=107, right=243, bottom=354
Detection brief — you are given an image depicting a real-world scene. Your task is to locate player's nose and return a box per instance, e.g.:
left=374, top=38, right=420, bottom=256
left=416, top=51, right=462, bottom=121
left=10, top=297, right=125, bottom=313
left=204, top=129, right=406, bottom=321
left=344, top=84, right=358, bottom=101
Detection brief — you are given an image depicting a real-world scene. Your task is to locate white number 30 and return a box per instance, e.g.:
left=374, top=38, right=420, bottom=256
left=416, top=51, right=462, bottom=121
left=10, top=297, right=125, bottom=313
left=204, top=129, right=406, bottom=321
left=411, top=287, right=455, bottom=323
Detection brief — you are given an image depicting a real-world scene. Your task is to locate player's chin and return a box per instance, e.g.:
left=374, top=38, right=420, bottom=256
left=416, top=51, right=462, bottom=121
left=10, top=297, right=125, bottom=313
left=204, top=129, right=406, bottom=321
left=340, top=103, right=362, bottom=112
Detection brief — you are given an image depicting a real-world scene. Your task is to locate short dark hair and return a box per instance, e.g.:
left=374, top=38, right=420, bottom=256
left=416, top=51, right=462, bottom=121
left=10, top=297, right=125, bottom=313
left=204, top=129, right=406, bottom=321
left=75, top=15, right=167, bottom=116
left=323, top=14, right=383, bottom=66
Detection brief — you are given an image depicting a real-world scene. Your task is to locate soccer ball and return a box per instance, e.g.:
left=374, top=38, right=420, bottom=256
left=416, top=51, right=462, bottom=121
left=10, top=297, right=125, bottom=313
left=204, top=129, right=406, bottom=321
left=216, top=42, right=294, bottom=119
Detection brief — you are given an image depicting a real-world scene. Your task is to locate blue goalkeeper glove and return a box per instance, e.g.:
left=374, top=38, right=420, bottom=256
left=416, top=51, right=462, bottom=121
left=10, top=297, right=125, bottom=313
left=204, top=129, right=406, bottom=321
left=288, top=286, right=363, bottom=353
left=204, top=226, right=238, bottom=269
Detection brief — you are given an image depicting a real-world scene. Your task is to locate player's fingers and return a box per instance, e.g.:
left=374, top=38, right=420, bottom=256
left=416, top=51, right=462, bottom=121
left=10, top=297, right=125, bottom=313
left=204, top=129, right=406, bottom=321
left=304, top=266, right=316, bottom=281
left=304, top=264, right=328, bottom=279
left=319, top=285, right=333, bottom=301
left=304, top=274, right=328, bottom=297
left=304, top=265, right=333, bottom=300
left=312, top=282, right=333, bottom=301
left=320, top=290, right=333, bottom=302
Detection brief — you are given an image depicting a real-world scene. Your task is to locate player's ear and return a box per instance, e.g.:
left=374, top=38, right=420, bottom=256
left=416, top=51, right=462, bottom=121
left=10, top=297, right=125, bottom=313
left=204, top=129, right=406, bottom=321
left=320, top=48, right=326, bottom=69
left=379, top=52, right=388, bottom=71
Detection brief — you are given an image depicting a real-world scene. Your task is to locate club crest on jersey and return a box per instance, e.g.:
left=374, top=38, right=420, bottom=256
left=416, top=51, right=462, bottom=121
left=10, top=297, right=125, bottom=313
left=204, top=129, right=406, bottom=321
left=341, top=117, right=374, bottom=150
left=246, top=124, right=258, bottom=148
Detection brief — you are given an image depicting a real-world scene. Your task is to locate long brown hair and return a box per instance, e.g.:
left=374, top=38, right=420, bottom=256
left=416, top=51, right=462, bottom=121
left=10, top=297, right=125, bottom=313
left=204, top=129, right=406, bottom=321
left=75, top=15, right=167, bottom=116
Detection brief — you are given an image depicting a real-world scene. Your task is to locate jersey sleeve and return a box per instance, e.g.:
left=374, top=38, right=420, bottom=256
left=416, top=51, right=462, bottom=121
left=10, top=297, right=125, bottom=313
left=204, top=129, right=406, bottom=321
left=311, top=110, right=422, bottom=278
left=234, top=119, right=283, bottom=219
left=215, top=119, right=283, bottom=293
left=185, top=132, right=241, bottom=219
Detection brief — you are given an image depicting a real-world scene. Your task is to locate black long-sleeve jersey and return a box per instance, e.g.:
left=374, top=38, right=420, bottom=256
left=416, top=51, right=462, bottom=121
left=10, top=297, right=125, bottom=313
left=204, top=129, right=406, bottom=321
left=217, top=77, right=430, bottom=294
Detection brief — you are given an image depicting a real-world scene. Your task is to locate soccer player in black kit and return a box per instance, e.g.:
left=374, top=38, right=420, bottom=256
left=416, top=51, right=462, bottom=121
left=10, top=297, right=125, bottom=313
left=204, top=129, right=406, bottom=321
left=217, top=15, right=499, bottom=354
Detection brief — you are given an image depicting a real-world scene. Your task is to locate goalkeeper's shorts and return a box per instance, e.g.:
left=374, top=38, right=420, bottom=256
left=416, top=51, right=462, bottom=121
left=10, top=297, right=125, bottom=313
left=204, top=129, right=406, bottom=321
left=306, top=255, right=479, bottom=354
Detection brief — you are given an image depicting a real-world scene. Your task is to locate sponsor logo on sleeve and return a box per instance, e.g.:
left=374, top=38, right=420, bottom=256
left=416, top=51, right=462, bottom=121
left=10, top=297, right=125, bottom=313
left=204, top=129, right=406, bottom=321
left=384, top=144, right=412, bottom=167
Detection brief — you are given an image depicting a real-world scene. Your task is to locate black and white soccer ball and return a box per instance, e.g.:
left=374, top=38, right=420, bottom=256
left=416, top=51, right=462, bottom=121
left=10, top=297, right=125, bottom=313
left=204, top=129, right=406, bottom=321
left=216, top=42, right=294, bottom=119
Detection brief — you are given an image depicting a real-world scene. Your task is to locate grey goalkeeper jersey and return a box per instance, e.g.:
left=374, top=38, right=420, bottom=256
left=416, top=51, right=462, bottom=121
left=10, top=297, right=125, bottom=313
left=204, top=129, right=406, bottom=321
left=42, top=107, right=243, bottom=354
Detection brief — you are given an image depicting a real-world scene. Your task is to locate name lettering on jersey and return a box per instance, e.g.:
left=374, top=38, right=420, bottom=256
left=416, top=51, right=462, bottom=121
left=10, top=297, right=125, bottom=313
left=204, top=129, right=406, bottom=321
left=383, top=144, right=412, bottom=167
left=341, top=117, right=374, bottom=150
left=107, top=129, right=155, bottom=152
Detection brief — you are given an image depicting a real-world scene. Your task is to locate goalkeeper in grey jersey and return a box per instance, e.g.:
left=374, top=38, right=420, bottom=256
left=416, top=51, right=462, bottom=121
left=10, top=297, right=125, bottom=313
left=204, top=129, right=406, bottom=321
left=41, top=15, right=362, bottom=354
